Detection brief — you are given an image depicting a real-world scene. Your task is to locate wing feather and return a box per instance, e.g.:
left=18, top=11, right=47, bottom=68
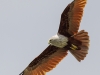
left=68, top=0, right=87, bottom=35
left=20, top=45, right=68, bottom=75
left=58, top=0, right=87, bottom=37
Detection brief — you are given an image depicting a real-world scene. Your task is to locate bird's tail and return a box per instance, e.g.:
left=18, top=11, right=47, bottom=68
left=69, top=30, right=90, bottom=62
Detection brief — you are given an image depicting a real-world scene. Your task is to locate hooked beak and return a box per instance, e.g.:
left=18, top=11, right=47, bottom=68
left=48, top=41, right=50, bottom=44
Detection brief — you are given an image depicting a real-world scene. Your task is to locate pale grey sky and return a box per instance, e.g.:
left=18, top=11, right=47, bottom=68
left=0, top=0, right=100, bottom=75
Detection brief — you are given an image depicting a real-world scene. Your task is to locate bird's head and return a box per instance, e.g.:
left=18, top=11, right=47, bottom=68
left=48, top=35, right=58, bottom=45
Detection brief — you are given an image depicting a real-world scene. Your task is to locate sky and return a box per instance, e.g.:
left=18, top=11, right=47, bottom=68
left=0, top=0, right=100, bottom=75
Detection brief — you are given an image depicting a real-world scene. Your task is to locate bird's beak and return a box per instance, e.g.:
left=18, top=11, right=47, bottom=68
left=48, top=41, right=50, bottom=44
left=48, top=40, right=51, bottom=44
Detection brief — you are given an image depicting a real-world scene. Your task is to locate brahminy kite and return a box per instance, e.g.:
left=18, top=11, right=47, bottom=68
left=19, top=0, right=89, bottom=75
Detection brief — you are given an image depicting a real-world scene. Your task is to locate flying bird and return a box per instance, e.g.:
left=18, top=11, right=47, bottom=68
left=19, top=0, right=89, bottom=75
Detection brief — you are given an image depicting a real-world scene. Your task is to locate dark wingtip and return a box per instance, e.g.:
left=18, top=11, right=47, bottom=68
left=19, top=71, right=24, bottom=75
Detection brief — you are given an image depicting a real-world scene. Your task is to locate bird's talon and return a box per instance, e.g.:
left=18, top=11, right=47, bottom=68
left=70, top=44, right=78, bottom=50
left=70, top=47, right=76, bottom=50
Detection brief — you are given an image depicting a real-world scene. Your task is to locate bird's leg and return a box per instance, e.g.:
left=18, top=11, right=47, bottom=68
left=70, top=44, right=78, bottom=50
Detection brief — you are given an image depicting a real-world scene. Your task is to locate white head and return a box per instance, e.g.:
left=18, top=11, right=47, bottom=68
left=48, top=33, right=68, bottom=48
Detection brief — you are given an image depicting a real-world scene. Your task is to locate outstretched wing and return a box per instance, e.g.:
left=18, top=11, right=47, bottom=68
left=58, top=0, right=87, bottom=37
left=19, top=45, right=68, bottom=75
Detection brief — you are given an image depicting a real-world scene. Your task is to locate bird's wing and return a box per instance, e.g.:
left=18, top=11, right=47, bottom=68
left=20, top=45, right=68, bottom=75
left=58, top=0, right=87, bottom=37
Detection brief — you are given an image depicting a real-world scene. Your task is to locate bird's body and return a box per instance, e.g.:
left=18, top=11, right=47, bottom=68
left=19, top=0, right=90, bottom=75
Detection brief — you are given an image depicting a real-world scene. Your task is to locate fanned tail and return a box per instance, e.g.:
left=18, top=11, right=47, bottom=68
left=69, top=30, right=90, bottom=62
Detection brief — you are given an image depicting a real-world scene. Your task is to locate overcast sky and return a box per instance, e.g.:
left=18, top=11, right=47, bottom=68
left=0, top=0, right=100, bottom=75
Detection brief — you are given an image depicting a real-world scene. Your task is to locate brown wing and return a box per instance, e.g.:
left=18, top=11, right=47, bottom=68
left=58, top=0, right=87, bottom=37
left=69, top=30, right=89, bottom=62
left=20, top=45, right=68, bottom=75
